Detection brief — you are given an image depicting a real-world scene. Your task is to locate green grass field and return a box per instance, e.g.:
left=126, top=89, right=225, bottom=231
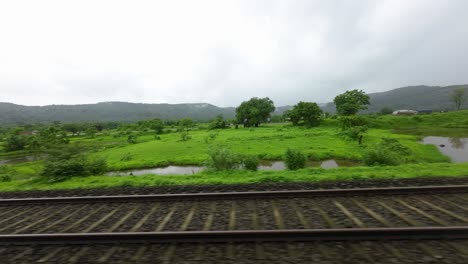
left=90, top=126, right=448, bottom=170
left=1, top=110, right=468, bottom=192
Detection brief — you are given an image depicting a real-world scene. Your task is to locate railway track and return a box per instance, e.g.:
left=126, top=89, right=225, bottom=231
left=0, top=185, right=467, bottom=263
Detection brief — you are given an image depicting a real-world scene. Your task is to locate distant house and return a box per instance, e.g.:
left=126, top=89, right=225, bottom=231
left=392, top=110, right=418, bottom=116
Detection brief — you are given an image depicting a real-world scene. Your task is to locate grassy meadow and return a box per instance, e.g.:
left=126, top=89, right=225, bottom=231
left=1, top=110, right=468, bottom=192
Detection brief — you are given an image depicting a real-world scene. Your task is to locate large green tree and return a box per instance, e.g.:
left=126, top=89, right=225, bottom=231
left=286, top=101, right=323, bottom=127
left=450, top=88, right=466, bottom=110
left=333, top=90, right=370, bottom=116
left=236, top=97, right=275, bottom=127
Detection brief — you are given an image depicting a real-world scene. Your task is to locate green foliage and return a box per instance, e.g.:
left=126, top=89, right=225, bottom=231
left=333, top=89, right=370, bottom=116
left=379, top=107, right=393, bottom=115
left=178, top=118, right=194, bottom=131
left=120, top=153, right=133, bottom=161
left=286, top=101, right=323, bottom=127
left=127, top=135, right=138, bottom=144
left=4, top=134, right=26, bottom=152
left=86, top=158, right=108, bottom=175
left=339, top=115, right=369, bottom=144
left=209, top=114, right=227, bottom=129
left=138, top=118, right=165, bottom=134
left=85, top=126, right=97, bottom=138
left=363, top=138, right=411, bottom=166
left=242, top=156, right=259, bottom=171
left=235, top=97, right=275, bottom=127
left=0, top=166, right=15, bottom=182
left=284, top=148, right=306, bottom=170
left=39, top=126, right=69, bottom=146
left=205, top=147, right=241, bottom=171
left=450, top=88, right=466, bottom=110
left=179, top=131, right=191, bottom=141
left=41, top=146, right=108, bottom=182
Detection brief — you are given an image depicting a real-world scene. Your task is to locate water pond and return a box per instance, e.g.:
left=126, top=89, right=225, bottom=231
left=107, top=159, right=361, bottom=176
left=422, top=136, right=468, bottom=163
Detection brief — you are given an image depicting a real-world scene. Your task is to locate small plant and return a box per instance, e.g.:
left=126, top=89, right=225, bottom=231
left=363, top=138, right=411, bottom=166
left=154, top=135, right=161, bottom=140
left=0, top=166, right=14, bottom=182
left=284, top=148, right=306, bottom=170
left=205, top=146, right=241, bottom=171
left=179, top=131, right=191, bottom=141
left=363, top=147, right=401, bottom=166
left=120, top=152, right=133, bottom=161
left=86, top=158, right=108, bottom=175
left=243, top=156, right=259, bottom=171
left=127, top=135, right=138, bottom=144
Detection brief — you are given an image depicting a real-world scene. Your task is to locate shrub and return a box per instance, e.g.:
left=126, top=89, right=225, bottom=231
left=205, top=147, right=241, bottom=171
left=0, top=166, right=15, bottom=182
left=363, top=138, right=411, bottom=166
left=42, top=157, right=88, bottom=182
left=363, top=147, right=401, bottom=166
left=243, top=156, right=259, bottom=171
left=127, top=135, right=138, bottom=144
left=86, top=158, right=108, bottom=175
left=179, top=131, right=191, bottom=141
left=284, top=148, right=306, bottom=170
left=120, top=152, right=133, bottom=161
left=41, top=147, right=108, bottom=182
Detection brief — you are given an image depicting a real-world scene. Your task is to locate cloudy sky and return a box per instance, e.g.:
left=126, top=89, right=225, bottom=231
left=1, top=0, right=468, bottom=107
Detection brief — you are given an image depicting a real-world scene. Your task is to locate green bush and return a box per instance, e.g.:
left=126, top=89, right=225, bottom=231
left=363, top=138, right=411, bottom=166
left=42, top=157, right=88, bottom=182
left=205, top=147, right=241, bottom=171
left=284, top=148, right=306, bottom=170
left=363, top=148, right=401, bottom=166
left=86, top=158, right=108, bottom=175
left=0, top=166, right=15, bottom=182
left=41, top=147, right=108, bottom=182
left=243, top=156, right=259, bottom=171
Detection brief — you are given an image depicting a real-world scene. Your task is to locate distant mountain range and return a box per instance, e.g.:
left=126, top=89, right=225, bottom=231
left=1, top=85, right=467, bottom=124
left=321, top=84, right=468, bottom=113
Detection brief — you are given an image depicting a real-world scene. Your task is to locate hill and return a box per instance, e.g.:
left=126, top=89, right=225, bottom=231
left=1, top=84, right=467, bottom=124
left=0, top=102, right=236, bottom=124
left=321, top=85, right=468, bottom=113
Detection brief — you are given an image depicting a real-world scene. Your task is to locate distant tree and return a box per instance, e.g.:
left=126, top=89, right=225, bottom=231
left=178, top=118, right=194, bottom=132
left=150, top=119, right=164, bottom=134
left=209, top=114, right=227, bottom=129
left=379, top=107, right=393, bottom=115
left=4, top=135, right=26, bottom=152
left=286, top=102, right=323, bottom=127
left=235, top=97, right=275, bottom=127
left=450, top=88, right=466, bottom=110
left=333, top=90, right=370, bottom=116
left=39, top=126, right=69, bottom=145
left=85, top=126, right=97, bottom=138
left=127, top=134, right=138, bottom=144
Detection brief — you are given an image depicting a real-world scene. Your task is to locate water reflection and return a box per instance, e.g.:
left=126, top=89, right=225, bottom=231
left=448, top=137, right=466, bottom=149
left=106, top=166, right=204, bottom=176
left=422, top=136, right=468, bottom=162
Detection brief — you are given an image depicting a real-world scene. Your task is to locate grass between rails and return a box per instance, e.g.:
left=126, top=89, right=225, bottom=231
left=0, top=162, right=467, bottom=192
left=90, top=127, right=448, bottom=171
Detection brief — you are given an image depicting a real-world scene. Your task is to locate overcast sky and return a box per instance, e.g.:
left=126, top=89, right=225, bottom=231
left=1, top=0, right=468, bottom=107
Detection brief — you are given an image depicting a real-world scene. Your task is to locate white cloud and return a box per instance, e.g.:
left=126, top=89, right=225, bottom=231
left=0, top=0, right=467, bottom=106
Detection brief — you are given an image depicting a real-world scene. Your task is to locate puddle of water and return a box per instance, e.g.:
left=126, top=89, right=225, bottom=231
left=106, top=165, right=204, bottom=176
left=422, top=136, right=468, bottom=163
left=259, top=159, right=359, bottom=170
left=107, top=159, right=361, bottom=176
left=258, top=161, right=287, bottom=171
left=0, top=156, right=38, bottom=165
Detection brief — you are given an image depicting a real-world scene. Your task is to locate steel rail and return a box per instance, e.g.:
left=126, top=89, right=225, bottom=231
left=0, top=185, right=467, bottom=205
left=0, top=226, right=467, bottom=245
